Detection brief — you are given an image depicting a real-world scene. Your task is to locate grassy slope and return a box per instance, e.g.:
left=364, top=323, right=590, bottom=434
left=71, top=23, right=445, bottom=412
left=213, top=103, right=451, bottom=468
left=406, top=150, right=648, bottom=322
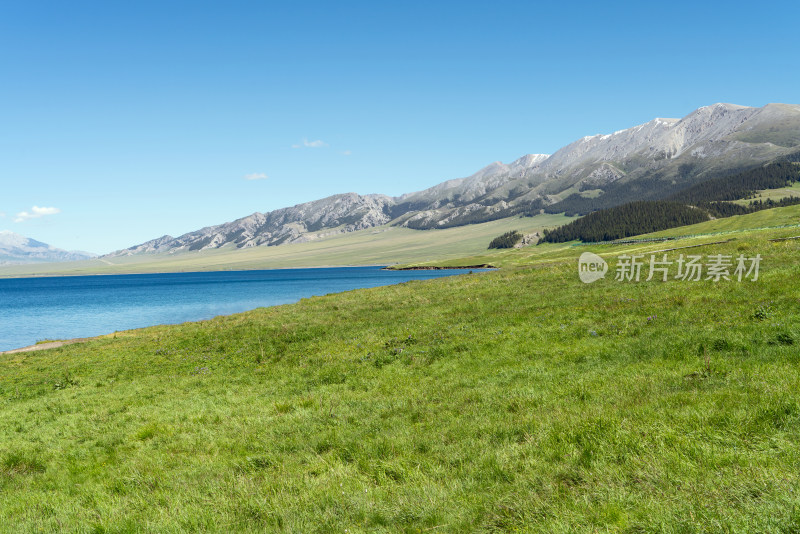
left=1, top=206, right=800, bottom=532
left=0, top=215, right=571, bottom=278
left=731, top=182, right=800, bottom=205
left=420, top=204, right=800, bottom=269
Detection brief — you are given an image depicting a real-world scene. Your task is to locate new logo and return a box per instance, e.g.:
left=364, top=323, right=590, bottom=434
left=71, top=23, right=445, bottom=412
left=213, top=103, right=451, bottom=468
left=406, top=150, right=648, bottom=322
left=578, top=252, right=608, bottom=284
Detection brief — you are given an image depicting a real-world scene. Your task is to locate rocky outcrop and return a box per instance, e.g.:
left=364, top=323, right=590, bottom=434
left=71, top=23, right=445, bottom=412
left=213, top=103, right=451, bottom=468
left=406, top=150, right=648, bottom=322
left=514, top=232, right=540, bottom=248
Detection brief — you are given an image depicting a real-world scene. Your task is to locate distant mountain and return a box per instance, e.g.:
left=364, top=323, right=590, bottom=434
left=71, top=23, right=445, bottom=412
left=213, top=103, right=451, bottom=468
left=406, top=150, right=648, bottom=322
left=0, top=231, right=97, bottom=264
left=110, top=102, right=800, bottom=256
left=118, top=193, right=395, bottom=254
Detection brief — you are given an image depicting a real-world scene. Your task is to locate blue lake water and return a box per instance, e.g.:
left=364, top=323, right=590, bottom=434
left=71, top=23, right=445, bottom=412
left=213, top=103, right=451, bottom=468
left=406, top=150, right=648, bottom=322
left=0, top=266, right=485, bottom=352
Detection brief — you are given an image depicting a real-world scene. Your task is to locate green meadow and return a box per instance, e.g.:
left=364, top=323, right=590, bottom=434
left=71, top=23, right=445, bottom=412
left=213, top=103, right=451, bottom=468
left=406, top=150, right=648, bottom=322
left=732, top=182, right=800, bottom=205
left=418, top=203, right=800, bottom=269
left=1, top=206, right=800, bottom=532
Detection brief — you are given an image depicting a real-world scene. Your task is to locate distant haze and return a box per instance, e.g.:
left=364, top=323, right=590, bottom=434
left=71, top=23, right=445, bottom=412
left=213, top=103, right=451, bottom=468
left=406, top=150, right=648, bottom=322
left=0, top=230, right=97, bottom=265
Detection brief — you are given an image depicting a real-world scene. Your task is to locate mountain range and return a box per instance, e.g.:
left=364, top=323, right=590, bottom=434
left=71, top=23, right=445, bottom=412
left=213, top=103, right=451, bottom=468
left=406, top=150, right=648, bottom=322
left=110, top=102, right=800, bottom=257
left=0, top=231, right=97, bottom=265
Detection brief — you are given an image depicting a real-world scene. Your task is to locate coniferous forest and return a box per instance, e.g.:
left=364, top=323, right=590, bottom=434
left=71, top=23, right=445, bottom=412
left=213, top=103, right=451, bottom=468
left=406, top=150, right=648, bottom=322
left=667, top=162, right=800, bottom=204
left=538, top=162, right=800, bottom=243
left=540, top=201, right=709, bottom=243
left=488, top=230, right=523, bottom=249
left=539, top=161, right=800, bottom=217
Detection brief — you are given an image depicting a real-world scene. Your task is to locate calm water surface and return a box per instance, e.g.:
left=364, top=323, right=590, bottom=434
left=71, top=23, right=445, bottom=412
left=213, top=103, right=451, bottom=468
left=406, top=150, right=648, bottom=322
left=0, top=266, right=485, bottom=351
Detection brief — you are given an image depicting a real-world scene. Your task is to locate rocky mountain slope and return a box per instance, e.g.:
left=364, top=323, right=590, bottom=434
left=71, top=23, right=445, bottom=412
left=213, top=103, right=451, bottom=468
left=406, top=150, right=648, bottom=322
left=110, top=102, right=800, bottom=256
left=0, top=231, right=97, bottom=264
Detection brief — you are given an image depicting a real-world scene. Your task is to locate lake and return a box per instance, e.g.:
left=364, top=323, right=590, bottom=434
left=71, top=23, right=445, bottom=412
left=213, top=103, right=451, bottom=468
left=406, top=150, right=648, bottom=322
left=0, top=266, right=485, bottom=352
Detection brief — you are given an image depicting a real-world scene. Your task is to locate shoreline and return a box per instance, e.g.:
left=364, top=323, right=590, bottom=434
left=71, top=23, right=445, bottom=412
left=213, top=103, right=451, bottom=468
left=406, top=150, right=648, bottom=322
left=0, top=338, right=92, bottom=356
left=383, top=264, right=497, bottom=271
left=0, top=265, right=491, bottom=353
left=0, top=263, right=393, bottom=280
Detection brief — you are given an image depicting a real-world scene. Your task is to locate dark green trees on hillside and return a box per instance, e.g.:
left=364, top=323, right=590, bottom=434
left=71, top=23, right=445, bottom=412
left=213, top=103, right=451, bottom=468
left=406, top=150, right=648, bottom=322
left=541, top=201, right=709, bottom=243
left=488, top=230, right=523, bottom=249
left=668, top=163, right=800, bottom=204
left=540, top=162, right=800, bottom=244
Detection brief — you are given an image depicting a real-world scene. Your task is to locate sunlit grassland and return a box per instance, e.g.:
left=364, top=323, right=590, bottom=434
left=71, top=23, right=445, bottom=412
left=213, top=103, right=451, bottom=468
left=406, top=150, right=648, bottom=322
left=0, top=214, right=573, bottom=278
left=420, top=204, right=800, bottom=269
left=644, top=202, right=800, bottom=237
left=731, top=182, right=800, bottom=205
left=1, top=206, right=800, bottom=531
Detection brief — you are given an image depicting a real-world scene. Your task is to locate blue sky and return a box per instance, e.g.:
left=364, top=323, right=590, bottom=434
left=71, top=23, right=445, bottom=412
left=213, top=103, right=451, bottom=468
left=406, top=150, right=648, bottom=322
left=1, top=0, right=798, bottom=254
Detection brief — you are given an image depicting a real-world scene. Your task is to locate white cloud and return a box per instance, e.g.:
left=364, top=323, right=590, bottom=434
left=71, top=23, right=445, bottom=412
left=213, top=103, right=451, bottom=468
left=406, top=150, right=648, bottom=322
left=14, top=206, right=61, bottom=223
left=342, top=150, right=352, bottom=156
left=292, top=138, right=328, bottom=149
left=244, top=172, right=268, bottom=181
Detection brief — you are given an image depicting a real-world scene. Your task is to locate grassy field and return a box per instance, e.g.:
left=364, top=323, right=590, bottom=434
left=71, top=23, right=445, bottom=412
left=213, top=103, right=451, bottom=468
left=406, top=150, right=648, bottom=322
left=731, top=182, right=800, bottom=205
left=1, top=206, right=799, bottom=531
left=416, top=204, right=800, bottom=269
left=0, top=214, right=572, bottom=278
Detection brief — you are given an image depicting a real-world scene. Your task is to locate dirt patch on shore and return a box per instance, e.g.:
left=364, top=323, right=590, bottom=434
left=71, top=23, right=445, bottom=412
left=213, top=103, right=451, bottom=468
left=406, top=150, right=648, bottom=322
left=1, top=338, right=91, bottom=355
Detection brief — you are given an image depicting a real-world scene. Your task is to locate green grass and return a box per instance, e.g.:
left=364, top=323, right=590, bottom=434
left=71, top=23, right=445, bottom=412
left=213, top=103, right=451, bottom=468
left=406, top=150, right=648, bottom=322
left=731, top=182, right=800, bottom=205
left=421, top=204, right=800, bottom=270
left=579, top=188, right=604, bottom=199
left=643, top=203, right=800, bottom=237
left=0, top=214, right=573, bottom=278
left=2, top=207, right=800, bottom=531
